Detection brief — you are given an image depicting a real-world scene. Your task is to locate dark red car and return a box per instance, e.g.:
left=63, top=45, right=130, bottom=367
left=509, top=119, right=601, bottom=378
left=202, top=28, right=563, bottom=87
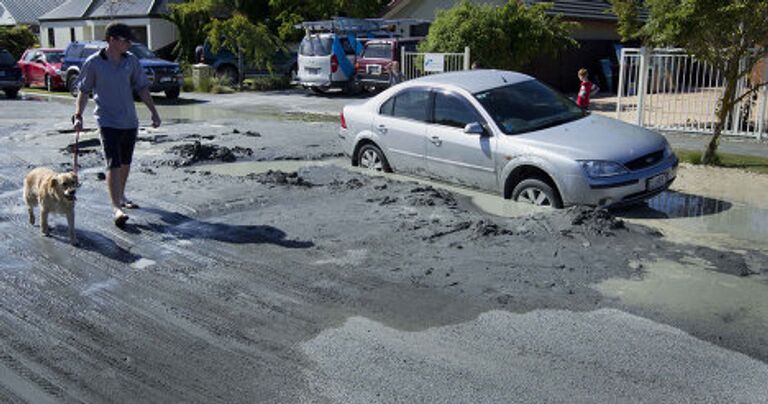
left=355, top=37, right=422, bottom=92
left=18, top=48, right=65, bottom=91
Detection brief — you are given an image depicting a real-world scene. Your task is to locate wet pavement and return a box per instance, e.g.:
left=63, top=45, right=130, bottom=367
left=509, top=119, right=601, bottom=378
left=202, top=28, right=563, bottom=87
left=1, top=92, right=768, bottom=402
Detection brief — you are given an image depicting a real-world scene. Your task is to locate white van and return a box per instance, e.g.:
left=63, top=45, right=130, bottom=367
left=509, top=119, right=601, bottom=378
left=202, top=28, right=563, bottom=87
left=297, top=32, right=361, bottom=94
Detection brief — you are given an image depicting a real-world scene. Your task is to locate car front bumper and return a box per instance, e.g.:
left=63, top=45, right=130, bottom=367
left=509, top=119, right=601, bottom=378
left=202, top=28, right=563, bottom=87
left=561, top=155, right=679, bottom=207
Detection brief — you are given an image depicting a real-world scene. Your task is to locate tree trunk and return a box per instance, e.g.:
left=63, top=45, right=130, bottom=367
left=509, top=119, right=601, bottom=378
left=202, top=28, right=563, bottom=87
left=237, top=45, right=244, bottom=91
left=701, top=70, right=739, bottom=165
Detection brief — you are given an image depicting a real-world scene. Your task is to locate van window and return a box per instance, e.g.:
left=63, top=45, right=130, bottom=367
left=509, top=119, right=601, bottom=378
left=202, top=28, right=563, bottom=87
left=393, top=89, right=431, bottom=122
left=363, top=43, right=392, bottom=59
left=300, top=36, right=332, bottom=57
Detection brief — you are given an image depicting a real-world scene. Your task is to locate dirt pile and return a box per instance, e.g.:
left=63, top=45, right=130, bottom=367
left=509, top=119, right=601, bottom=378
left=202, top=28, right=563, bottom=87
left=550, top=206, right=626, bottom=236
left=246, top=170, right=314, bottom=187
left=406, top=186, right=458, bottom=208
left=168, top=141, right=253, bottom=166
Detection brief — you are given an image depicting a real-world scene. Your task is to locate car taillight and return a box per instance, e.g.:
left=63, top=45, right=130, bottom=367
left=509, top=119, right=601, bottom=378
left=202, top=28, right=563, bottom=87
left=331, top=54, right=339, bottom=73
left=340, top=110, right=347, bottom=129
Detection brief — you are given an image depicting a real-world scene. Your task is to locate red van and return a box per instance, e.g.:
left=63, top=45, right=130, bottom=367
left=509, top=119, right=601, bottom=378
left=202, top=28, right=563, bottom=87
left=355, top=37, right=422, bottom=92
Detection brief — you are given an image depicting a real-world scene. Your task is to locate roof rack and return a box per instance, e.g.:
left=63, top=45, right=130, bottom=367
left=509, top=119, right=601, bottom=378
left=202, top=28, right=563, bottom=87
left=296, top=17, right=428, bottom=34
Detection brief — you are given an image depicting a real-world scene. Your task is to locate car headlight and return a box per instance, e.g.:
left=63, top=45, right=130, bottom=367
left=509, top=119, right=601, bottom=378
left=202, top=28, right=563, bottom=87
left=578, top=160, right=628, bottom=178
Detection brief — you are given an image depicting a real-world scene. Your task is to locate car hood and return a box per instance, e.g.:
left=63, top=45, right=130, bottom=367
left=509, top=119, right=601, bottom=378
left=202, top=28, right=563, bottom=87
left=514, top=114, right=668, bottom=163
left=140, top=58, right=178, bottom=68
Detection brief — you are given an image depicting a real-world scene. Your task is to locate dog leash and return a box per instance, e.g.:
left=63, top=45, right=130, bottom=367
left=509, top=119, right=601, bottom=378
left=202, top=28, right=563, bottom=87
left=73, top=128, right=80, bottom=176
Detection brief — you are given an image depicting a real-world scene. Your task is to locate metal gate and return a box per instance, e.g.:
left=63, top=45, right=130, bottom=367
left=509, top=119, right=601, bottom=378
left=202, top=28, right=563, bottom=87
left=401, top=47, right=470, bottom=80
left=616, top=48, right=767, bottom=139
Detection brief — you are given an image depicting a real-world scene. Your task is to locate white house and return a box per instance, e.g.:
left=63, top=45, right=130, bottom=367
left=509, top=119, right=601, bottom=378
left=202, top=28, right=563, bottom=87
left=38, top=0, right=182, bottom=51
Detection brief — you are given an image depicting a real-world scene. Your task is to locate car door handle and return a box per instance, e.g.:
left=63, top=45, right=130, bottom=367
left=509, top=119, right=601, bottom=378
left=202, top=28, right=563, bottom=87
left=430, top=136, right=442, bottom=146
left=376, top=124, right=387, bottom=134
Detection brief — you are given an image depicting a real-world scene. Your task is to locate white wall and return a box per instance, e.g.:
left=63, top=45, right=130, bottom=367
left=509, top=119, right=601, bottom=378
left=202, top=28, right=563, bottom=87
left=39, top=17, right=179, bottom=51
left=147, top=18, right=177, bottom=50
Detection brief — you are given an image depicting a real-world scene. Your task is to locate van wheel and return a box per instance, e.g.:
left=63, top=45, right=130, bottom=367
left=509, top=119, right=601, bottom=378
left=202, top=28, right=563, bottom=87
left=68, top=73, right=79, bottom=97
left=512, top=178, right=562, bottom=208
left=357, top=144, right=391, bottom=172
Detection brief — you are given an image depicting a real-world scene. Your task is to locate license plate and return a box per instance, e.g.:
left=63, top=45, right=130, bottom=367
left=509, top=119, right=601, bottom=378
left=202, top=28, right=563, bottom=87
left=647, top=171, right=669, bottom=190
left=305, top=67, right=320, bottom=74
left=367, top=65, right=381, bottom=75
left=160, top=76, right=173, bottom=83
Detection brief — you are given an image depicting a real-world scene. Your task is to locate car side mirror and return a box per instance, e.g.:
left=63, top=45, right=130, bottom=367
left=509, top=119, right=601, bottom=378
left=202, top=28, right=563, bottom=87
left=464, top=122, right=487, bottom=136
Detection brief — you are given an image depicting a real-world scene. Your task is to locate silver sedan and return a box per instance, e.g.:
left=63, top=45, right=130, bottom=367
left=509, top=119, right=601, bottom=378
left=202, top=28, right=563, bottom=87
left=338, top=70, right=678, bottom=208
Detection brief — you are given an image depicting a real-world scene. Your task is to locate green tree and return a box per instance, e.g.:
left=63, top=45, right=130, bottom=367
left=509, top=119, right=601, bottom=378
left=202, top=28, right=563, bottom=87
left=165, top=0, right=213, bottom=63
left=610, top=0, right=768, bottom=165
left=268, top=0, right=389, bottom=41
left=0, top=25, right=38, bottom=59
left=418, top=0, right=577, bottom=71
left=208, top=13, right=282, bottom=88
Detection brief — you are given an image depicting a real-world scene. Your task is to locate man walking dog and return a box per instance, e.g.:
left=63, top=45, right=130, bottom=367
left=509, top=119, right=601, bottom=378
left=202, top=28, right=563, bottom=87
left=72, top=22, right=161, bottom=228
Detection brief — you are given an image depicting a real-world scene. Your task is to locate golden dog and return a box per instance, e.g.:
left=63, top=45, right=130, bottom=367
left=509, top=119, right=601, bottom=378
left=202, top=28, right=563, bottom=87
left=23, top=167, right=79, bottom=245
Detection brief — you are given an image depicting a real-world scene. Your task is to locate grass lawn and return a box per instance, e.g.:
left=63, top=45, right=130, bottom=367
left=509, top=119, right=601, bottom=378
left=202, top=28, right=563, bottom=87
left=676, top=149, right=768, bottom=175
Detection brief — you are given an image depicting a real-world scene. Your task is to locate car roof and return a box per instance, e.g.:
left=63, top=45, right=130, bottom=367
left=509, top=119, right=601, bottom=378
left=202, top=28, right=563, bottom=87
left=409, top=69, right=534, bottom=93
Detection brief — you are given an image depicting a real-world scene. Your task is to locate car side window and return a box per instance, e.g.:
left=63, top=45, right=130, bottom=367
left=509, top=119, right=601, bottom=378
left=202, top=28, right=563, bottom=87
left=380, top=97, right=395, bottom=116
left=433, top=92, right=481, bottom=129
left=24, top=51, right=36, bottom=62
left=392, top=89, right=431, bottom=122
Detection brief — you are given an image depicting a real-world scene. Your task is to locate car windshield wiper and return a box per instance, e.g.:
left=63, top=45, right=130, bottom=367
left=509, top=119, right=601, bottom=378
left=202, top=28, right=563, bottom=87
left=528, top=114, right=582, bottom=132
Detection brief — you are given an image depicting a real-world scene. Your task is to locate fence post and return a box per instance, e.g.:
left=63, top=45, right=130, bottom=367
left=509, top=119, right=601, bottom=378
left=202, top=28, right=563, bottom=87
left=616, top=47, right=627, bottom=119
left=463, top=47, right=470, bottom=70
left=757, top=85, right=767, bottom=140
left=636, top=47, right=650, bottom=126
left=401, top=46, right=406, bottom=80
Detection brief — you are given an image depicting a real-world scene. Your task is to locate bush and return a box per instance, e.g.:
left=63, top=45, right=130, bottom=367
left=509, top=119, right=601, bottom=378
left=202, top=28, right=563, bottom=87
left=209, top=75, right=235, bottom=94
left=419, top=0, right=577, bottom=71
left=243, top=75, right=292, bottom=91
left=182, top=76, right=195, bottom=92
left=0, top=25, right=38, bottom=59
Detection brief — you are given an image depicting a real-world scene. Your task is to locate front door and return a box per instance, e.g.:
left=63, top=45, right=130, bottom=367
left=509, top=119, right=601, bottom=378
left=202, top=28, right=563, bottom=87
left=425, top=91, right=497, bottom=190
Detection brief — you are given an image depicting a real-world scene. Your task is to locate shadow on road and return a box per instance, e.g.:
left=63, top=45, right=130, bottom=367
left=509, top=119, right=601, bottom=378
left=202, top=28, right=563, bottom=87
left=128, top=207, right=314, bottom=248
left=51, top=226, right=141, bottom=263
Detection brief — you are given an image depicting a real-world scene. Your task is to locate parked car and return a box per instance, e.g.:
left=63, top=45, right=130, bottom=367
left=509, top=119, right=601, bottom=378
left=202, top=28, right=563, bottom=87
left=18, top=48, right=65, bottom=91
left=297, top=32, right=364, bottom=94
left=339, top=70, right=678, bottom=208
left=0, top=48, right=23, bottom=99
left=61, top=41, right=183, bottom=99
left=355, top=37, right=422, bottom=92
left=198, top=40, right=298, bottom=85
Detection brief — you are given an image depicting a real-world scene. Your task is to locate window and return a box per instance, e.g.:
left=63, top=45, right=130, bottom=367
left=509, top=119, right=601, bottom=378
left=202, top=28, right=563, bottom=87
left=380, top=97, right=395, bottom=116
left=392, top=89, right=431, bottom=122
left=363, top=43, right=392, bottom=59
left=433, top=92, right=481, bottom=129
left=70, top=28, right=76, bottom=42
left=299, top=36, right=332, bottom=56
left=48, top=28, right=55, bottom=47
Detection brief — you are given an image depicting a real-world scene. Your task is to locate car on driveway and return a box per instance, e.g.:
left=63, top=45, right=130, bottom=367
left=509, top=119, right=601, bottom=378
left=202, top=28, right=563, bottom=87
left=0, top=48, right=23, bottom=99
left=355, top=37, right=421, bottom=92
left=339, top=69, right=678, bottom=208
left=62, top=41, right=183, bottom=99
left=18, top=48, right=65, bottom=91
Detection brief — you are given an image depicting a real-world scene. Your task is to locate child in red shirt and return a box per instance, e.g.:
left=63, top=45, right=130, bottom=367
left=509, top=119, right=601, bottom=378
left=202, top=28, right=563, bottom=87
left=576, top=68, right=599, bottom=111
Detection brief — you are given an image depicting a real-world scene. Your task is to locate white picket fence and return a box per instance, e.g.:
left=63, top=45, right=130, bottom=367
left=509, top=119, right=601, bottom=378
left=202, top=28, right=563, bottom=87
left=616, top=48, right=767, bottom=139
left=401, top=47, right=470, bottom=80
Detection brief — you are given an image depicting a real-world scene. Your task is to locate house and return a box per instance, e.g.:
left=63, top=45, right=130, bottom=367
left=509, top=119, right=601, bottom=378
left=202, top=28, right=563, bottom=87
left=0, top=0, right=67, bottom=32
left=383, top=0, right=643, bottom=92
left=38, top=0, right=182, bottom=51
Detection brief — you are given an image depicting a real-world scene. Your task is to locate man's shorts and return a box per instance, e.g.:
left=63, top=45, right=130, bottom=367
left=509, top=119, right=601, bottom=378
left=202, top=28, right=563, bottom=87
left=100, top=127, right=137, bottom=169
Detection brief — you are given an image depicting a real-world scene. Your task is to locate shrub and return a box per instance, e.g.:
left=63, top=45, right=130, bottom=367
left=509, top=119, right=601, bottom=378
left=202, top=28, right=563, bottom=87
left=243, top=75, right=292, bottom=91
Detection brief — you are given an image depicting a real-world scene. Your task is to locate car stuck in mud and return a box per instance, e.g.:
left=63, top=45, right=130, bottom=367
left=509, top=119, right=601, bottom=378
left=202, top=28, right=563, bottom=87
left=339, top=70, right=678, bottom=208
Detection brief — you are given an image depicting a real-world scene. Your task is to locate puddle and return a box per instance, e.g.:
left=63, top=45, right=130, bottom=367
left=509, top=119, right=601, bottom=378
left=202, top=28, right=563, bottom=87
left=595, top=258, right=768, bottom=346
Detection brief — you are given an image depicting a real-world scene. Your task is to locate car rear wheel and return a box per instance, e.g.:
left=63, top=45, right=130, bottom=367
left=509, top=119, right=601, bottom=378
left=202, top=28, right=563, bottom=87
left=4, top=89, right=19, bottom=99
left=512, top=178, right=562, bottom=208
left=357, top=144, right=391, bottom=172
left=165, top=87, right=180, bottom=99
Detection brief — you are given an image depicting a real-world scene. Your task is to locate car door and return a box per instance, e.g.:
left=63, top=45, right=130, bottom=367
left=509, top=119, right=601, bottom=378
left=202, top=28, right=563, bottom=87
left=425, top=90, right=497, bottom=190
left=30, top=51, right=45, bottom=84
left=373, top=88, right=431, bottom=175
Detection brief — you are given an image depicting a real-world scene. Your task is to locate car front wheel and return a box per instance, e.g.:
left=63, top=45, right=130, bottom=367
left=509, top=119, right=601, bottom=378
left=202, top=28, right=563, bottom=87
left=512, top=178, right=562, bottom=208
left=165, top=87, right=180, bottom=99
left=68, top=73, right=79, bottom=97
left=357, top=144, right=391, bottom=172
left=4, top=88, right=19, bottom=99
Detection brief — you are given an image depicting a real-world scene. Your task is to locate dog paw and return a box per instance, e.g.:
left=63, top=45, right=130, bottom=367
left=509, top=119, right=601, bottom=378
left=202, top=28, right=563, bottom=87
left=70, top=239, right=80, bottom=247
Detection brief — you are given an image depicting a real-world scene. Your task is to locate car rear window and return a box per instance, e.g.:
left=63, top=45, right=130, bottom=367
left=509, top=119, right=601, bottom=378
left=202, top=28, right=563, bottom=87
left=300, top=36, right=332, bottom=57
left=363, top=43, right=392, bottom=59
left=392, top=89, right=431, bottom=122
left=0, top=50, right=15, bottom=66
left=80, top=46, right=101, bottom=59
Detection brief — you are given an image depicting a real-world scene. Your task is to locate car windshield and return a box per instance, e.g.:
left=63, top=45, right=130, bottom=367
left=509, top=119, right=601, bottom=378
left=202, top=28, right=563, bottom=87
left=300, top=36, right=332, bottom=57
left=44, top=51, right=63, bottom=63
left=129, top=44, right=156, bottom=59
left=0, top=50, right=15, bottom=66
left=363, top=43, right=392, bottom=59
left=474, top=80, right=584, bottom=135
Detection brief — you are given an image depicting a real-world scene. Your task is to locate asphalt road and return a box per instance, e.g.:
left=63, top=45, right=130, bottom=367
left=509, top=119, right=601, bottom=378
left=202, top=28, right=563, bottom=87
left=0, top=91, right=767, bottom=403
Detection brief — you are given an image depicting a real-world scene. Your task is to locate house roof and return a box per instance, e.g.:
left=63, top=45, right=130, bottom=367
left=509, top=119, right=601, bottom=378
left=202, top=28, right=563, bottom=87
left=40, top=0, right=178, bottom=21
left=0, top=0, right=67, bottom=25
left=384, top=0, right=646, bottom=22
